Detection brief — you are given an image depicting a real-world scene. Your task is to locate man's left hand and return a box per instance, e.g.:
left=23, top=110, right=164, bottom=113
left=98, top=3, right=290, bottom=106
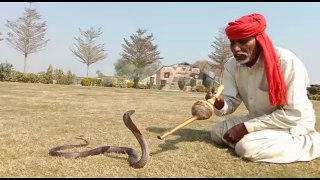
left=223, top=123, right=248, bottom=144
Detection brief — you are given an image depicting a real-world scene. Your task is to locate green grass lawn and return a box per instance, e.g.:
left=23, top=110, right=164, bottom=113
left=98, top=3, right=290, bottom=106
left=0, top=82, right=319, bottom=177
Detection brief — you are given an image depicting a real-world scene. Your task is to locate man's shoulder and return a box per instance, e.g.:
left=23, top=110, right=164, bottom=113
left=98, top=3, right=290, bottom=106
left=275, top=46, right=299, bottom=60
left=274, top=46, right=302, bottom=65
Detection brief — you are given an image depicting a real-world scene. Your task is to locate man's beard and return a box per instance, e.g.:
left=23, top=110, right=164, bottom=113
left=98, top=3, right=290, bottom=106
left=237, top=56, right=251, bottom=65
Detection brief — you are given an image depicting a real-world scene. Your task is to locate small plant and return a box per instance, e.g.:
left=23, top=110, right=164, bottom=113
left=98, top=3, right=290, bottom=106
left=178, top=78, right=186, bottom=90
left=195, top=85, right=206, bottom=92
left=127, top=81, right=134, bottom=88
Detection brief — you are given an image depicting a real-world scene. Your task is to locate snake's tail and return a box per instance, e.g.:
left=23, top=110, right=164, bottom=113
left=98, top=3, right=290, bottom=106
left=49, top=137, right=89, bottom=157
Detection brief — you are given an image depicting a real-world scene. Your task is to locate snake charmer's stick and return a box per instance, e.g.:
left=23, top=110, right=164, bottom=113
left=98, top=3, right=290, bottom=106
left=157, top=85, right=224, bottom=140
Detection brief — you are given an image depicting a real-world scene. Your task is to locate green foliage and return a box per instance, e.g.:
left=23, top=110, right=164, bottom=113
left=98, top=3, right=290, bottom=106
left=52, top=68, right=75, bottom=85
left=311, top=95, right=320, bottom=101
left=203, top=78, right=214, bottom=89
left=96, top=70, right=105, bottom=78
left=101, top=77, right=126, bottom=88
left=120, top=28, right=163, bottom=84
left=133, top=76, right=139, bottom=88
left=190, top=78, right=197, bottom=87
left=178, top=78, right=186, bottom=90
left=0, top=62, right=14, bottom=81
left=64, top=70, right=76, bottom=85
left=38, top=65, right=54, bottom=84
left=195, top=85, right=207, bottom=92
left=10, top=71, right=23, bottom=82
left=136, top=84, right=149, bottom=89
left=112, top=77, right=127, bottom=88
left=6, top=7, right=49, bottom=73
left=127, top=81, right=134, bottom=88
left=80, top=77, right=95, bottom=86
left=53, top=68, right=64, bottom=84
left=70, top=27, right=107, bottom=76
left=102, top=77, right=113, bottom=87
left=28, top=73, right=39, bottom=83
left=11, top=71, right=39, bottom=83
left=45, top=65, right=54, bottom=84
left=114, top=58, right=135, bottom=80
left=308, top=85, right=320, bottom=95
left=310, top=84, right=320, bottom=88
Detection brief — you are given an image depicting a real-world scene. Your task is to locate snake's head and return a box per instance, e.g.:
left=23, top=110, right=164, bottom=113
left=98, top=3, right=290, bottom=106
left=123, top=110, right=142, bottom=135
left=124, top=110, right=135, bottom=117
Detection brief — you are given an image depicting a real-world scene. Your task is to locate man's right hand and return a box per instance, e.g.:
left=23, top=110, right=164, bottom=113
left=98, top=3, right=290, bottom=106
left=205, top=87, right=225, bottom=110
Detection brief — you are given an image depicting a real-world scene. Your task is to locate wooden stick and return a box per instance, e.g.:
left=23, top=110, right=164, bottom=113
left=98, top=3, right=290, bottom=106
left=157, top=116, right=198, bottom=140
left=157, top=85, right=224, bottom=140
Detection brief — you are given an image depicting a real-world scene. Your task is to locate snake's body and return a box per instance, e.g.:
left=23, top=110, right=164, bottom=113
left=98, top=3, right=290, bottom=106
left=49, top=110, right=149, bottom=169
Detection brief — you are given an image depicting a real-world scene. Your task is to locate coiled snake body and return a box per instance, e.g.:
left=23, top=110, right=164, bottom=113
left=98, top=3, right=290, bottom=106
left=49, top=110, right=149, bottom=169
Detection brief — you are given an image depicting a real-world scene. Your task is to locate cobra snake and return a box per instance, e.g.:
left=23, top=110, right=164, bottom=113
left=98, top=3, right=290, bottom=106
left=49, top=110, right=150, bottom=169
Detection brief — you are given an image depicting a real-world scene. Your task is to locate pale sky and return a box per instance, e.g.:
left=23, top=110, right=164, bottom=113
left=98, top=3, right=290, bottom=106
left=0, top=2, right=319, bottom=84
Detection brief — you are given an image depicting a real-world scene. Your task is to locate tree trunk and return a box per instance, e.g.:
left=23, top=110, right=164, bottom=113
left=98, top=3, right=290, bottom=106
left=133, top=76, right=140, bottom=88
left=24, top=54, right=28, bottom=73
left=86, top=65, right=89, bottom=77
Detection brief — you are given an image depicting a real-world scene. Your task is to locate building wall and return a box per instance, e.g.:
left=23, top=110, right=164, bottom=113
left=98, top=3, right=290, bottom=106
left=141, top=63, right=201, bottom=90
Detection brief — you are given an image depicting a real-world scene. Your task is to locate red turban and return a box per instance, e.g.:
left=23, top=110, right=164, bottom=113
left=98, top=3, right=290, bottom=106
left=225, top=13, right=287, bottom=106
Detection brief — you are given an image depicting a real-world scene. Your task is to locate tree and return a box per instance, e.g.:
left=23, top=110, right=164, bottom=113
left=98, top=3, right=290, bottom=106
left=142, top=61, right=162, bottom=79
left=120, top=28, right=163, bottom=87
left=114, top=58, right=136, bottom=81
left=5, top=5, right=49, bottom=73
left=115, top=58, right=161, bottom=82
left=193, top=60, right=212, bottom=74
left=208, top=28, right=233, bottom=83
left=0, top=32, right=3, bottom=41
left=70, top=27, right=107, bottom=77
left=96, top=70, right=105, bottom=78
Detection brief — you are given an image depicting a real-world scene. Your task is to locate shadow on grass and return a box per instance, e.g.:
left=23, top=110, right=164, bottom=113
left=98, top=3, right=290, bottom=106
left=146, top=126, right=238, bottom=158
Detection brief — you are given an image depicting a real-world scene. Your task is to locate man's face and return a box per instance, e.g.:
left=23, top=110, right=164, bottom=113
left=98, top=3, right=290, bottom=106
left=230, top=37, right=260, bottom=65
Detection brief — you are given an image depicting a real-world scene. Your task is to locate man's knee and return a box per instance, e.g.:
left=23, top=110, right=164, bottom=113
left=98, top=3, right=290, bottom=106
left=234, top=138, right=257, bottom=160
left=234, top=132, right=287, bottom=162
left=210, top=122, right=225, bottom=145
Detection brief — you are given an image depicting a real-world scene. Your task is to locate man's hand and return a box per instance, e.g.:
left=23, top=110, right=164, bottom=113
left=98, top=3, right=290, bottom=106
left=205, top=87, right=224, bottom=110
left=223, top=123, right=248, bottom=144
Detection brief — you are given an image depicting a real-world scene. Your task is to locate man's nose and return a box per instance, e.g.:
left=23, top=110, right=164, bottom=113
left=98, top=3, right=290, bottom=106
left=231, top=42, right=241, bottom=52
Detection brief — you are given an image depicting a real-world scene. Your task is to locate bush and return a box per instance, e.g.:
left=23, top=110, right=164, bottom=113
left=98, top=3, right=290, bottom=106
left=190, top=78, right=196, bottom=87
left=307, top=86, right=320, bottom=95
left=0, top=63, right=14, bottom=81
left=127, top=81, right=134, bottom=88
left=136, top=84, right=148, bottom=89
left=11, top=71, right=24, bottom=82
left=53, top=68, right=65, bottom=84
left=28, top=73, right=39, bottom=83
left=81, top=77, right=95, bottom=86
left=64, top=70, right=76, bottom=85
left=203, top=78, right=214, bottom=89
left=45, top=65, right=54, bottom=84
left=113, top=77, right=126, bottom=88
left=311, top=95, right=320, bottom=101
left=11, top=72, right=39, bottom=83
left=178, top=78, right=186, bottom=90
left=102, top=77, right=113, bottom=87
left=195, top=85, right=207, bottom=92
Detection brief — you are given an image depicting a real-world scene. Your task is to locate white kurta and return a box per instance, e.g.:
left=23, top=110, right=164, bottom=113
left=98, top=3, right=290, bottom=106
left=211, top=46, right=320, bottom=163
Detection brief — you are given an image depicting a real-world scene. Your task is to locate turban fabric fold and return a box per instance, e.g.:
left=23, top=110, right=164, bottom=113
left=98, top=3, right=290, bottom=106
left=225, top=13, right=287, bottom=106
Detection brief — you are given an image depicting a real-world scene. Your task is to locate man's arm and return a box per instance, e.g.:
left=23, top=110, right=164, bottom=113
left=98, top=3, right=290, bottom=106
left=213, top=61, right=242, bottom=116
left=244, top=52, right=315, bottom=133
